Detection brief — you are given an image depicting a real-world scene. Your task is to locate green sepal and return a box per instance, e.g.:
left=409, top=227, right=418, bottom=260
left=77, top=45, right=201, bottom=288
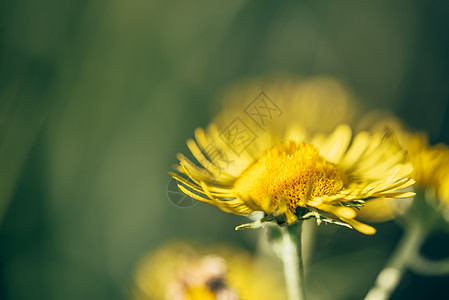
left=235, top=215, right=275, bottom=231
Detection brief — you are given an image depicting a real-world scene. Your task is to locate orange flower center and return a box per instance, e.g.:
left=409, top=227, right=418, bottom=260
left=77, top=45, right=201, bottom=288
left=234, top=141, right=347, bottom=211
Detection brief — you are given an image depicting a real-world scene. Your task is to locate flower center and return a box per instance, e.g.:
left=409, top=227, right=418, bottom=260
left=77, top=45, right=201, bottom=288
left=167, top=255, right=238, bottom=300
left=234, top=141, right=347, bottom=211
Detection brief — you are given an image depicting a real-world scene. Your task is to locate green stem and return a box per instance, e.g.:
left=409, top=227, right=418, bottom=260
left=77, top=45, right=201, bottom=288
left=410, top=255, right=449, bottom=276
left=364, top=223, right=427, bottom=300
left=280, top=222, right=307, bottom=300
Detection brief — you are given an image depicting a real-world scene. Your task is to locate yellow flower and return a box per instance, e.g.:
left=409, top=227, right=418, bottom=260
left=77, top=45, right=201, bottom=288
left=170, top=80, right=415, bottom=235
left=133, top=242, right=286, bottom=300
left=367, top=116, right=449, bottom=208
left=216, top=76, right=358, bottom=135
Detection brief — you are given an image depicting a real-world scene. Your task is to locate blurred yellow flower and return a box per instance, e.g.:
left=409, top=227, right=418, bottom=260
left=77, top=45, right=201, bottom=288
left=134, top=242, right=286, bottom=300
left=170, top=78, right=415, bottom=234
left=361, top=116, right=449, bottom=300
left=366, top=116, right=449, bottom=210
left=216, top=76, right=358, bottom=135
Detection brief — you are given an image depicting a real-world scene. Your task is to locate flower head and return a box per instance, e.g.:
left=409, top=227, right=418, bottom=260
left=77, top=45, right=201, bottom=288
left=365, top=116, right=449, bottom=217
left=170, top=79, right=415, bottom=234
left=134, top=242, right=286, bottom=300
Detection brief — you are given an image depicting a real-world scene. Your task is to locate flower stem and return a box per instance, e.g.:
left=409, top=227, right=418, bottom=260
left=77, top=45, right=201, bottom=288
left=280, top=222, right=307, bottom=300
left=364, top=223, right=427, bottom=300
left=410, top=254, right=449, bottom=276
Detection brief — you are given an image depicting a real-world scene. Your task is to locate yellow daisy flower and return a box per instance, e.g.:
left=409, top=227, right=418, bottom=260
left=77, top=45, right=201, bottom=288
left=366, top=116, right=449, bottom=212
left=361, top=116, right=449, bottom=300
left=134, top=242, right=286, bottom=300
left=216, top=76, right=358, bottom=135
left=170, top=81, right=415, bottom=235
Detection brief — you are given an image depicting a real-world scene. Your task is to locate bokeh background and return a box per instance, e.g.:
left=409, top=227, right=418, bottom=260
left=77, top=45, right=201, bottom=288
left=1, top=0, right=448, bottom=299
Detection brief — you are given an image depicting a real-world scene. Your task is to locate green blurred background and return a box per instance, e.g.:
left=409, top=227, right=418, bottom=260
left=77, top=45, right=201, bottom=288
left=1, top=0, right=448, bottom=299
